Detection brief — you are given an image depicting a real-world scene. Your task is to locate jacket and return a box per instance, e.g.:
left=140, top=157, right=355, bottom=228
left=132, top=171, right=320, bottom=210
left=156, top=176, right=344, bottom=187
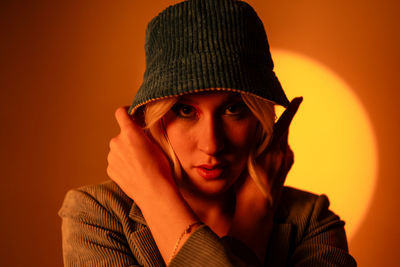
left=59, top=180, right=357, bottom=266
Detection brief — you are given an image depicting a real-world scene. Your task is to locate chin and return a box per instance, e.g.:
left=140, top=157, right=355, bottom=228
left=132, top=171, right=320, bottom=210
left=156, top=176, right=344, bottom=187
left=194, top=184, right=232, bottom=197
left=181, top=172, right=237, bottom=197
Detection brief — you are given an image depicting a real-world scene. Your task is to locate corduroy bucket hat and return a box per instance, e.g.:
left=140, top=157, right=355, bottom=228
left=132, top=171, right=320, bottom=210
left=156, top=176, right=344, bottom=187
left=128, top=0, right=289, bottom=115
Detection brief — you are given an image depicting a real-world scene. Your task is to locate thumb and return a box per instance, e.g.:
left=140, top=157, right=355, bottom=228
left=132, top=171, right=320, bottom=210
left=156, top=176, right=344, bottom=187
left=115, top=106, right=136, bottom=132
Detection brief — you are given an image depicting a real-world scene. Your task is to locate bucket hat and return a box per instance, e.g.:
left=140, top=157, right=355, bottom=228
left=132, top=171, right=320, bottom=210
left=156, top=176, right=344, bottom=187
left=128, top=0, right=289, bottom=114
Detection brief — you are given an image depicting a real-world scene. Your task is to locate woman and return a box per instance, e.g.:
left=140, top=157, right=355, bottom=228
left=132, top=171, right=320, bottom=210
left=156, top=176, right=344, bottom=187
left=59, top=0, right=356, bottom=266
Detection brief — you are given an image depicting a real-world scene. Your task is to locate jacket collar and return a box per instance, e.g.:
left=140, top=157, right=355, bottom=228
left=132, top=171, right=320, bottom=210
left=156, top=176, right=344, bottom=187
left=264, top=223, right=292, bottom=266
left=129, top=202, right=147, bottom=225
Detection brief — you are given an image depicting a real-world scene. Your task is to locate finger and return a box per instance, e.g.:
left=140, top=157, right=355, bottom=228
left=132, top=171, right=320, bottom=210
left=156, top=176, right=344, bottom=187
left=270, top=147, right=294, bottom=205
left=115, top=106, right=136, bottom=131
left=280, top=129, right=289, bottom=150
left=272, top=97, right=303, bottom=143
left=274, top=97, right=302, bottom=136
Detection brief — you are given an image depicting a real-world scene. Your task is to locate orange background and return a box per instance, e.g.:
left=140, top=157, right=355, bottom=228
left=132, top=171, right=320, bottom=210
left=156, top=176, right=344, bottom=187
left=1, top=0, right=399, bottom=266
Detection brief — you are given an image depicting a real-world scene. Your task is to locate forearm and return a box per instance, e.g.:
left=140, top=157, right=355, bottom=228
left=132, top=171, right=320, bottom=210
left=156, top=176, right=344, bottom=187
left=137, top=181, right=200, bottom=264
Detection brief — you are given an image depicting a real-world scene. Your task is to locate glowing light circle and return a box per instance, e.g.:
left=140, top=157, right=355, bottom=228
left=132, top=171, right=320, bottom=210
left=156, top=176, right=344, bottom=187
left=272, top=50, right=377, bottom=240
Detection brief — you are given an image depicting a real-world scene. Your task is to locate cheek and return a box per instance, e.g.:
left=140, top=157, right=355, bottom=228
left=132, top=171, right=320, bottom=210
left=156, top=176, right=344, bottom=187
left=225, top=120, right=258, bottom=151
left=164, top=122, right=193, bottom=160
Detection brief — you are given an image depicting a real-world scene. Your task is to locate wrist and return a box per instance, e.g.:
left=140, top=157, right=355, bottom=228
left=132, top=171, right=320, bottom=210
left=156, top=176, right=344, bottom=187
left=132, top=172, right=179, bottom=207
left=138, top=186, right=200, bottom=263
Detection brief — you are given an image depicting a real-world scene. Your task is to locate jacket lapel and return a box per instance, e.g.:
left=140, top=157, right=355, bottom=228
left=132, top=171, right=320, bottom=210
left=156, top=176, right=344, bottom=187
left=264, top=223, right=292, bottom=266
left=264, top=195, right=293, bottom=266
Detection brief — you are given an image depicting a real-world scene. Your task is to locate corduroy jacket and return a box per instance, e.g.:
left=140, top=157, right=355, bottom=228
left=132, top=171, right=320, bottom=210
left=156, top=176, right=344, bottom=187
left=59, top=181, right=356, bottom=266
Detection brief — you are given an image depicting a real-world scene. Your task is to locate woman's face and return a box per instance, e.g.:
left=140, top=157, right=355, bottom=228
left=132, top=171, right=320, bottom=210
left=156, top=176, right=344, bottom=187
left=163, top=91, right=258, bottom=196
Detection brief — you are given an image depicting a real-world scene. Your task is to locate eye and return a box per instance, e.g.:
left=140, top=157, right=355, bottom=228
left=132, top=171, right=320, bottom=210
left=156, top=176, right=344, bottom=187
left=224, top=103, right=247, bottom=116
left=172, top=104, right=196, bottom=118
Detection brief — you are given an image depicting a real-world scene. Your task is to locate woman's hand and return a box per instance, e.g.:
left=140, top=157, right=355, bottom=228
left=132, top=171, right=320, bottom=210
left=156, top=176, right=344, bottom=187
left=106, top=107, right=177, bottom=207
left=107, top=107, right=199, bottom=263
left=229, top=97, right=303, bottom=262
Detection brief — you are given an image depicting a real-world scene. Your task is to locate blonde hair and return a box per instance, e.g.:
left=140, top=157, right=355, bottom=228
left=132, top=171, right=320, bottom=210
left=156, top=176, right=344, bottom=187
left=143, top=93, right=276, bottom=196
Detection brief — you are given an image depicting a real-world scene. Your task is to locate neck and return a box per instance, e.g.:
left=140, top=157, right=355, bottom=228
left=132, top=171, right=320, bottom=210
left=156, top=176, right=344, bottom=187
left=179, top=187, right=235, bottom=237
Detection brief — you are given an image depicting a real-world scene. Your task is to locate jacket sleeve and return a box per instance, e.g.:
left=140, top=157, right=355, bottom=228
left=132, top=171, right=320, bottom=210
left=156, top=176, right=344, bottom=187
left=170, top=193, right=357, bottom=267
left=169, top=225, right=262, bottom=267
left=59, top=188, right=140, bottom=267
left=289, top=194, right=357, bottom=267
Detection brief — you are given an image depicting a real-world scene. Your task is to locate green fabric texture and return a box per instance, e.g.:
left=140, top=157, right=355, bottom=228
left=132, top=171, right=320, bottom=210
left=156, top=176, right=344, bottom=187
left=59, top=181, right=357, bottom=266
left=128, top=0, right=289, bottom=115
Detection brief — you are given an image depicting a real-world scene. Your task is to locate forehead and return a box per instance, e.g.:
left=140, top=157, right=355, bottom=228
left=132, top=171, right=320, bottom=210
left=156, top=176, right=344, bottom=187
left=178, top=91, right=243, bottom=104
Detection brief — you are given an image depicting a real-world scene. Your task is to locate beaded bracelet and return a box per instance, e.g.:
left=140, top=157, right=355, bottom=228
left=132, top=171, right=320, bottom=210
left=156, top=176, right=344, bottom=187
left=169, top=221, right=203, bottom=263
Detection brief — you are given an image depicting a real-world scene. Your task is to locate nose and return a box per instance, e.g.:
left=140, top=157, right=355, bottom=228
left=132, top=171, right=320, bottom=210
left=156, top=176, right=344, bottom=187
left=197, top=115, right=225, bottom=155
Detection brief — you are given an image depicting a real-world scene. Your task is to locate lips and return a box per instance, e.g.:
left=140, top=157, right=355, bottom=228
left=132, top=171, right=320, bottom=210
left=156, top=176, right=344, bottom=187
left=195, top=164, right=225, bottom=180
